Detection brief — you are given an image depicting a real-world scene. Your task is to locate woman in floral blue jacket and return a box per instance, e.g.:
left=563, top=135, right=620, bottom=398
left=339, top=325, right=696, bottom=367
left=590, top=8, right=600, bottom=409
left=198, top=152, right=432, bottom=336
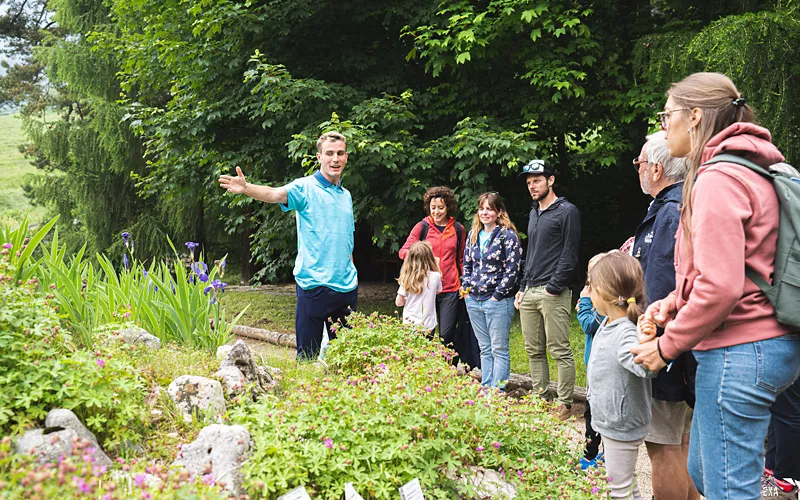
left=461, top=192, right=522, bottom=389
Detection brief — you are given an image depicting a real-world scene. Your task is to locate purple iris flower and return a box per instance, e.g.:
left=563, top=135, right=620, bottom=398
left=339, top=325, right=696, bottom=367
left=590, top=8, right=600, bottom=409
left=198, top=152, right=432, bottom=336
left=122, top=254, right=129, bottom=269
left=121, top=232, right=130, bottom=245
left=191, top=262, right=208, bottom=275
left=185, top=241, right=199, bottom=251
left=203, top=285, right=214, bottom=295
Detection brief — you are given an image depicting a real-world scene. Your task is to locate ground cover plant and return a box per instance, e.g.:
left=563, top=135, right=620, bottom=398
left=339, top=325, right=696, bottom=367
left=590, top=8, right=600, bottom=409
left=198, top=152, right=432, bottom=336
left=232, top=312, right=606, bottom=498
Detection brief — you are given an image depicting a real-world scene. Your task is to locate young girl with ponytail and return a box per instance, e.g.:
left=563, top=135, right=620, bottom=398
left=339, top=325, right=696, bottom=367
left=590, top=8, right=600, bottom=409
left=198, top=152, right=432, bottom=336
left=632, top=72, right=800, bottom=498
left=586, top=251, right=655, bottom=499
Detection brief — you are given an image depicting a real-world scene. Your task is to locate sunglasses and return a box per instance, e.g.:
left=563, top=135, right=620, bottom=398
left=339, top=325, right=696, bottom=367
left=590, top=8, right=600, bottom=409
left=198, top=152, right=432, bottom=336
left=522, top=160, right=547, bottom=174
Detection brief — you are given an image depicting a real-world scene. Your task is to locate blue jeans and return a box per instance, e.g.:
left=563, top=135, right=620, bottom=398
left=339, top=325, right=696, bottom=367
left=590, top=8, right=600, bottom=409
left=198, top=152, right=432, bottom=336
left=689, top=334, right=800, bottom=499
left=465, top=296, right=514, bottom=388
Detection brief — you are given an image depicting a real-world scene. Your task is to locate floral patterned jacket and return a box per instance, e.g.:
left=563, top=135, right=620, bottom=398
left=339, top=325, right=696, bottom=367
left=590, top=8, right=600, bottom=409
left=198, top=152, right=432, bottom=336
left=462, top=226, right=522, bottom=301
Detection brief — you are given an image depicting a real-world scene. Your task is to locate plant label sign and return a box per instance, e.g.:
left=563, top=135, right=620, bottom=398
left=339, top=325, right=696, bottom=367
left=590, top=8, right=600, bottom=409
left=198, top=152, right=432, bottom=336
left=278, top=486, right=312, bottom=500
left=399, top=478, right=425, bottom=500
left=344, top=483, right=364, bottom=500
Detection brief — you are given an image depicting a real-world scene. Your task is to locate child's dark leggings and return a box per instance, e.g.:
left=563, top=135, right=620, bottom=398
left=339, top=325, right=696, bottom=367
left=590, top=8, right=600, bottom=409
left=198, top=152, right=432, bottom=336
left=584, top=400, right=602, bottom=460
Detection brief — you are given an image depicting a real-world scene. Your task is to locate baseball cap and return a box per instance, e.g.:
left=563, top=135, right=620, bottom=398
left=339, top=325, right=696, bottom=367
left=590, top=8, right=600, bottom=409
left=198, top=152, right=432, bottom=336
left=518, top=159, right=555, bottom=179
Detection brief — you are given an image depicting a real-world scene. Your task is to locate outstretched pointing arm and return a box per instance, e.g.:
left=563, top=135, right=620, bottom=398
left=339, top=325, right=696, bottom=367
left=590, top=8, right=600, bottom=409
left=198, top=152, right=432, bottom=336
left=218, top=166, right=288, bottom=204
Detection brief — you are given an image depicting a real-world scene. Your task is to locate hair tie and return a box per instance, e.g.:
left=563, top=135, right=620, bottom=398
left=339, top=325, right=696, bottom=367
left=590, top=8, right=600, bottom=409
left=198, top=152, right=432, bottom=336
left=627, top=297, right=637, bottom=304
left=732, top=97, right=746, bottom=108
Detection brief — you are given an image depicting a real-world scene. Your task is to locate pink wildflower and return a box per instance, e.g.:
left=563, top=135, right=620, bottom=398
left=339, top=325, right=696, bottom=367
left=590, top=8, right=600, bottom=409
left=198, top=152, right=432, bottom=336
left=324, top=438, right=333, bottom=449
left=2, top=243, right=11, bottom=249
left=591, top=486, right=600, bottom=494
left=476, top=446, right=484, bottom=452
left=424, top=387, right=432, bottom=393
left=96, top=358, right=105, bottom=368
left=466, top=400, right=475, bottom=405
left=492, top=441, right=501, bottom=449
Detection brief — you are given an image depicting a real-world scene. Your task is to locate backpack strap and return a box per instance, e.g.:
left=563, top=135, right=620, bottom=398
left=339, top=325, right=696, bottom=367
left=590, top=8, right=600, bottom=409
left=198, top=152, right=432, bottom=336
left=702, top=154, right=772, bottom=179
left=702, top=153, right=775, bottom=291
left=418, top=219, right=429, bottom=242
left=454, top=222, right=464, bottom=270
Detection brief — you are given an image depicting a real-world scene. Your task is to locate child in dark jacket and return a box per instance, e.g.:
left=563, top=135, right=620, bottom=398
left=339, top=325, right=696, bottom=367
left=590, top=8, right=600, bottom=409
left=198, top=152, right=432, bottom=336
left=576, top=252, right=608, bottom=469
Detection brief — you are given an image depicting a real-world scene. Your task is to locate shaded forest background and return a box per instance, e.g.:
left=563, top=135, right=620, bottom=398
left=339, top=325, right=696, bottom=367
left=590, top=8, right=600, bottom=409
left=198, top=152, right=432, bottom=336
left=2, top=0, right=798, bottom=285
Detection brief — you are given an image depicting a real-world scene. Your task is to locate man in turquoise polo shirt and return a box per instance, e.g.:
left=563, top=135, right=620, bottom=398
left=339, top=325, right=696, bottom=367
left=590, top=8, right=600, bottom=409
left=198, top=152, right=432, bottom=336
left=218, top=131, right=358, bottom=359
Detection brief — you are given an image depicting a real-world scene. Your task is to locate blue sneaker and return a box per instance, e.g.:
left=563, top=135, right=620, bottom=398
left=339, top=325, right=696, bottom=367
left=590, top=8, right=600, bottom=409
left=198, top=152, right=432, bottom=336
left=580, top=451, right=604, bottom=470
left=580, top=456, right=598, bottom=470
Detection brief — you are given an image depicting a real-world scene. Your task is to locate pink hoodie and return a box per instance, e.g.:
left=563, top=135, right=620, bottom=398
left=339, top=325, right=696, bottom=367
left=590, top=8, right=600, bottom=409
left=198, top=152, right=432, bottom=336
left=659, top=123, right=792, bottom=360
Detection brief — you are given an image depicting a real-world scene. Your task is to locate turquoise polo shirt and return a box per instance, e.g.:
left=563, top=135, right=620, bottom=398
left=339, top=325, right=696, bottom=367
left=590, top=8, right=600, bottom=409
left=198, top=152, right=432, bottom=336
left=279, top=170, right=358, bottom=292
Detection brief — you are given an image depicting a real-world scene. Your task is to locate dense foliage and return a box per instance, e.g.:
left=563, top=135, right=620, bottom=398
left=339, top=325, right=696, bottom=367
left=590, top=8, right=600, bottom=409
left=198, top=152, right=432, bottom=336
left=0, top=259, right=148, bottom=450
left=232, top=312, right=606, bottom=498
left=2, top=0, right=798, bottom=282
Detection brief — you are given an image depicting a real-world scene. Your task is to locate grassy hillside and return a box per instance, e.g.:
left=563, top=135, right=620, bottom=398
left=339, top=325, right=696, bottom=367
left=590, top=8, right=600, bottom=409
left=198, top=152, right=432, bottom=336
left=0, top=113, right=46, bottom=226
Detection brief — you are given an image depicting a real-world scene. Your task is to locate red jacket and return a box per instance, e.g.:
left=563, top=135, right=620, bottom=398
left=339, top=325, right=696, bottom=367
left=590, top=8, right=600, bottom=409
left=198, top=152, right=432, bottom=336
left=399, top=216, right=465, bottom=293
left=660, top=123, right=792, bottom=360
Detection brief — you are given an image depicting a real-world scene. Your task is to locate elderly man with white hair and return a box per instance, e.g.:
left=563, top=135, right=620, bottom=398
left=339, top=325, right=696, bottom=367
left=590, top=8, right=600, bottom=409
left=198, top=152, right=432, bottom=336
left=632, top=131, right=700, bottom=500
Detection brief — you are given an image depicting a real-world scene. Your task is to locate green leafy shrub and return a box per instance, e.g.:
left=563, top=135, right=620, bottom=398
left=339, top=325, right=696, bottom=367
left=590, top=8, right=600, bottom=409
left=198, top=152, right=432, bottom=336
left=0, top=259, right=148, bottom=452
left=232, top=314, right=606, bottom=499
left=0, top=437, right=227, bottom=499
left=324, top=311, right=451, bottom=375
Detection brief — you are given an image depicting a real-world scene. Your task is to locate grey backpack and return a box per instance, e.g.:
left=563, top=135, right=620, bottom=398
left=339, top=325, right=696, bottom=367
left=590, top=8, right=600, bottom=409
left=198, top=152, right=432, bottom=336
left=703, top=154, right=800, bottom=330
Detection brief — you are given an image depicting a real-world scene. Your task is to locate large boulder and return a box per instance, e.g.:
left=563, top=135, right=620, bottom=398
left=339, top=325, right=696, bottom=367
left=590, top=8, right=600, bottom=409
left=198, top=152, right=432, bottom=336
left=214, top=340, right=274, bottom=397
left=13, top=408, right=113, bottom=467
left=121, top=326, right=161, bottom=350
left=167, top=376, right=226, bottom=423
left=14, top=428, right=76, bottom=464
left=174, top=424, right=252, bottom=496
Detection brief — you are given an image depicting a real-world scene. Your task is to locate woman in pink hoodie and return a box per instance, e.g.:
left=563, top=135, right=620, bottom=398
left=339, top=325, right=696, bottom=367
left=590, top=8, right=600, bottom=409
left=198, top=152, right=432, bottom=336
left=631, top=72, right=800, bottom=499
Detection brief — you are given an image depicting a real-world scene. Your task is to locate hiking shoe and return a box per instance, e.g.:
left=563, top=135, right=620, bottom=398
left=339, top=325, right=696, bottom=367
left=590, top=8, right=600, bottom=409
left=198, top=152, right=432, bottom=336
left=556, top=404, right=572, bottom=421
left=580, top=450, right=605, bottom=471
left=762, top=470, right=799, bottom=499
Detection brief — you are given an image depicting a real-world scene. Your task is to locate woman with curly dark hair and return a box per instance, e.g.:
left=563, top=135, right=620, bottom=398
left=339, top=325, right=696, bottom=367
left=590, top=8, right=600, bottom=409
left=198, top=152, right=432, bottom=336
left=399, top=186, right=479, bottom=367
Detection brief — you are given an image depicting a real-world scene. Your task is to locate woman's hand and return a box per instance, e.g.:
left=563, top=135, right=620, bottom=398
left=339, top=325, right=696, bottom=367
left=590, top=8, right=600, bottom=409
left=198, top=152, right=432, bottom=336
left=637, top=314, right=657, bottom=344
left=644, top=293, right=677, bottom=327
left=630, top=339, right=667, bottom=372
left=514, top=291, right=523, bottom=310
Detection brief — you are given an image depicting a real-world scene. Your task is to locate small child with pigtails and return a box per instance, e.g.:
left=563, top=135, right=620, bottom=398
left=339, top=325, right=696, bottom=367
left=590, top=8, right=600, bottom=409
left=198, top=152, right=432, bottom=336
left=585, top=251, right=656, bottom=500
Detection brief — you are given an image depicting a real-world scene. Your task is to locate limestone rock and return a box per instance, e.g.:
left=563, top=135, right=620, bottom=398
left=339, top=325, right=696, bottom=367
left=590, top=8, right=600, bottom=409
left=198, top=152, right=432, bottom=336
left=43, top=408, right=112, bottom=466
left=121, top=326, right=161, bottom=350
left=174, top=424, right=252, bottom=496
left=167, top=376, right=226, bottom=423
left=214, top=340, right=274, bottom=397
left=461, top=466, right=518, bottom=499
left=215, top=344, right=233, bottom=361
left=14, top=428, right=76, bottom=464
